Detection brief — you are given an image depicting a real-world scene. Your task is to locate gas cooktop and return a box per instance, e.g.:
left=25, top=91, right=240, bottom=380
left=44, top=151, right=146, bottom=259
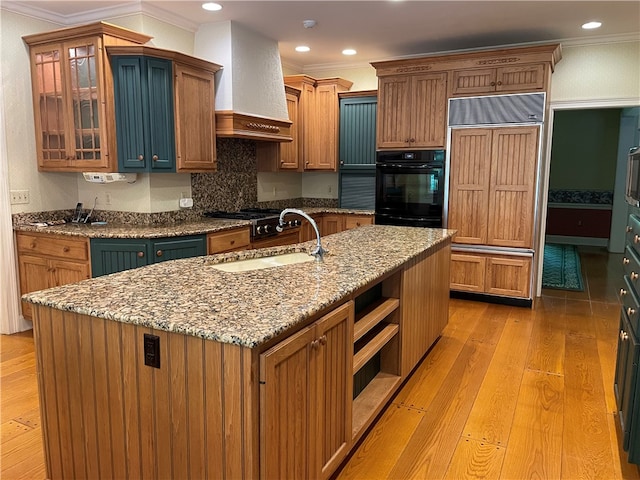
left=203, top=208, right=300, bottom=239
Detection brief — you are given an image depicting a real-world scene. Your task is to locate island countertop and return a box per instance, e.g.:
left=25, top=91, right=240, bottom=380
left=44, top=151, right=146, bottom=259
left=23, top=225, right=454, bottom=348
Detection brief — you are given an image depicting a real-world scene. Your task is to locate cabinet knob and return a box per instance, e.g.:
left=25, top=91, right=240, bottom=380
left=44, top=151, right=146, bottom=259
left=306, top=161, right=310, bottom=165
left=490, top=81, right=496, bottom=86
left=409, top=138, right=415, bottom=143
left=496, top=81, right=502, bottom=86
left=138, top=154, right=144, bottom=161
left=634, top=234, right=640, bottom=244
left=627, top=225, right=633, bottom=233
left=310, top=339, right=320, bottom=350
left=137, top=251, right=145, bottom=258
left=318, top=335, right=327, bottom=346
left=340, top=160, right=344, bottom=165
left=632, top=272, right=639, bottom=281
left=152, top=155, right=159, bottom=161
left=628, top=307, right=636, bottom=316
left=620, top=330, right=629, bottom=341
left=230, top=240, right=235, bottom=245
left=63, top=246, right=70, bottom=253
left=623, top=257, right=630, bottom=265
left=620, top=288, right=628, bottom=296
left=156, top=250, right=163, bottom=257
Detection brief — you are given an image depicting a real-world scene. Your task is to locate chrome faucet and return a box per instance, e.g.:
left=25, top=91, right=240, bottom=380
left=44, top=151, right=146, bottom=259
left=277, top=208, right=326, bottom=260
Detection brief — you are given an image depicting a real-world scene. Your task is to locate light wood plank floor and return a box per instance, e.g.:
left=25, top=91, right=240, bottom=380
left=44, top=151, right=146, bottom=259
left=337, top=246, right=640, bottom=479
left=2, top=246, right=640, bottom=479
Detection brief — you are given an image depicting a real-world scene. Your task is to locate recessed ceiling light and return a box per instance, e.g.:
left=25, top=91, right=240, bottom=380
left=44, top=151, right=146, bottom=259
left=202, top=2, right=222, bottom=11
left=582, top=21, right=602, bottom=29
left=342, top=49, right=357, bottom=56
left=295, top=46, right=311, bottom=53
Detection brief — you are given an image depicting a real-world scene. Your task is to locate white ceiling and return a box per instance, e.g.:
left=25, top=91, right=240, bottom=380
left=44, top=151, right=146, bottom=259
left=4, top=1, right=640, bottom=69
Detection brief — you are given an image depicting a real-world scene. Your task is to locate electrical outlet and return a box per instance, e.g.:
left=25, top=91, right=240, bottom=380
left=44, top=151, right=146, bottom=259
left=10, top=190, right=30, bottom=205
left=143, top=334, right=160, bottom=368
left=104, top=192, right=112, bottom=206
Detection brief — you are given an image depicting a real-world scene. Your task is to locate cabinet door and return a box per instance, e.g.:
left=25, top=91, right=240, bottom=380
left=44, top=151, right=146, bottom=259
left=410, top=73, right=447, bottom=148
left=260, top=326, right=315, bottom=479
left=451, top=68, right=498, bottom=96
left=145, top=57, right=175, bottom=171
left=311, top=83, right=339, bottom=170
left=322, top=215, right=343, bottom=236
left=376, top=75, right=412, bottom=149
left=151, top=236, right=206, bottom=263
left=485, top=255, right=531, bottom=298
left=280, top=90, right=300, bottom=170
left=450, top=253, right=486, bottom=293
left=175, top=63, right=216, bottom=172
left=615, top=311, right=640, bottom=451
left=300, top=82, right=317, bottom=169
left=90, top=239, right=148, bottom=276
left=312, top=302, right=353, bottom=478
left=496, top=65, right=545, bottom=93
left=344, top=215, right=373, bottom=230
left=50, top=259, right=91, bottom=287
left=339, top=96, right=377, bottom=168
left=17, top=255, right=50, bottom=320
left=448, top=129, right=492, bottom=244
left=487, top=126, right=539, bottom=248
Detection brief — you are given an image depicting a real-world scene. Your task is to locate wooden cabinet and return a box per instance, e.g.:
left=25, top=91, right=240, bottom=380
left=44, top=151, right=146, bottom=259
left=450, top=251, right=532, bottom=298
left=375, top=72, right=447, bottom=149
left=260, top=301, right=354, bottom=479
left=207, top=227, right=251, bottom=254
left=174, top=63, right=217, bottom=172
left=23, top=22, right=152, bottom=172
left=448, top=126, right=539, bottom=249
left=112, top=55, right=175, bottom=172
left=300, top=213, right=374, bottom=241
left=451, top=64, right=546, bottom=96
left=90, top=235, right=206, bottom=276
left=322, top=214, right=343, bottom=236
left=344, top=214, right=373, bottom=230
left=283, top=75, right=353, bottom=171
left=280, top=86, right=301, bottom=170
left=16, top=232, right=91, bottom=319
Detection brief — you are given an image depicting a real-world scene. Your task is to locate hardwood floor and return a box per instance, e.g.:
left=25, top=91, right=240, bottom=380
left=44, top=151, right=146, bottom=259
left=2, top=246, right=639, bottom=479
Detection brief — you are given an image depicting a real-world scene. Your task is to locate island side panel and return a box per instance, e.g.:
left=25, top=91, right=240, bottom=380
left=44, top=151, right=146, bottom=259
left=31, top=305, right=258, bottom=480
left=400, top=241, right=452, bottom=377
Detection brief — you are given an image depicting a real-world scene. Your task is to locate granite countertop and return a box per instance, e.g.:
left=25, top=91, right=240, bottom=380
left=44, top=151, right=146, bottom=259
left=13, top=208, right=374, bottom=239
left=24, top=225, right=454, bottom=348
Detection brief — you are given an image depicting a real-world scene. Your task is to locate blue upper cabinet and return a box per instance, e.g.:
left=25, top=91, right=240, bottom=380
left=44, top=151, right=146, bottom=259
left=112, top=55, right=175, bottom=172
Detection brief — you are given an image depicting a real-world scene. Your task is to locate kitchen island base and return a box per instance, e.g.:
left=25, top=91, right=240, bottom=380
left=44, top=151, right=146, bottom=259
left=28, top=227, right=453, bottom=479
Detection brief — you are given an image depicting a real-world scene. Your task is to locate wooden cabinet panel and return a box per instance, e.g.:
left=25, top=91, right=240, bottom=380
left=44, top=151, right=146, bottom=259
left=17, top=232, right=91, bottom=320
left=207, top=227, right=251, bottom=254
left=487, top=126, right=538, bottom=249
left=322, top=215, right=343, bottom=236
left=451, top=64, right=546, bottom=96
left=376, top=73, right=446, bottom=149
left=344, top=215, right=373, bottom=230
left=251, top=230, right=300, bottom=249
left=448, top=129, right=492, bottom=244
left=279, top=87, right=301, bottom=170
left=174, top=63, right=216, bottom=172
left=450, top=253, right=486, bottom=293
left=485, top=255, right=531, bottom=298
left=260, top=302, right=353, bottom=479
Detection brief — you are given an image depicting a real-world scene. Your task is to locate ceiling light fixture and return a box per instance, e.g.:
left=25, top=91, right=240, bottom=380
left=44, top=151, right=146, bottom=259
left=342, top=49, right=357, bottom=56
left=303, top=20, right=317, bottom=29
left=295, top=46, right=311, bottom=53
left=202, top=2, right=222, bottom=11
left=582, top=21, right=602, bottom=29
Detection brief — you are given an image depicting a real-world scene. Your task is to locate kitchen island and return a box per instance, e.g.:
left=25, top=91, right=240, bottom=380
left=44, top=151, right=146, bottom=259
left=24, top=225, right=454, bottom=479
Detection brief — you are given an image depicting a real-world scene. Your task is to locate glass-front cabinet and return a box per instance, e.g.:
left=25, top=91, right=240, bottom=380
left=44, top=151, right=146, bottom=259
left=24, top=23, right=152, bottom=172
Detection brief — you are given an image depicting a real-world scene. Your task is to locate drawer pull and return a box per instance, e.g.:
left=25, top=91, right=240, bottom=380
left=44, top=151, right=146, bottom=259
left=632, top=272, right=639, bottom=281
left=138, top=154, right=144, bottom=161
left=627, top=226, right=634, bottom=233
left=620, top=330, right=629, bottom=341
left=620, top=288, right=628, bottom=296
left=635, top=234, right=640, bottom=244
left=30, top=242, right=36, bottom=249
left=156, top=250, right=163, bottom=257
left=628, top=307, right=636, bottom=316
left=137, top=251, right=145, bottom=258
left=152, top=155, right=159, bottom=162
left=63, top=246, right=70, bottom=253
left=230, top=240, right=235, bottom=245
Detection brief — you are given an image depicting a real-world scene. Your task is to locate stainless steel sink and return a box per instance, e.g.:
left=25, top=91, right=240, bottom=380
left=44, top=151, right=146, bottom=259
left=211, top=252, right=315, bottom=272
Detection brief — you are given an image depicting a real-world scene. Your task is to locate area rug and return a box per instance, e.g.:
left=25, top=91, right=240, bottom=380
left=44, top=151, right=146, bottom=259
left=542, top=243, right=584, bottom=291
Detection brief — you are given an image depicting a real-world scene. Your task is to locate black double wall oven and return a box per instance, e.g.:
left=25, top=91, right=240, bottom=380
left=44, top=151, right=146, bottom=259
left=375, top=150, right=445, bottom=227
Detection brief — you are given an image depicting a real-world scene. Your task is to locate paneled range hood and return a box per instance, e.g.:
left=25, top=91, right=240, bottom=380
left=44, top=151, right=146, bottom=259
left=195, top=21, right=292, bottom=143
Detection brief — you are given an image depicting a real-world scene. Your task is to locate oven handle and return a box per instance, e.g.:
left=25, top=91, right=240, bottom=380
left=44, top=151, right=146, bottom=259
left=377, top=163, right=433, bottom=169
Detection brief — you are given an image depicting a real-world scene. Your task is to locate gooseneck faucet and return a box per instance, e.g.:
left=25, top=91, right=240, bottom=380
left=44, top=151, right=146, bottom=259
left=277, top=208, right=326, bottom=260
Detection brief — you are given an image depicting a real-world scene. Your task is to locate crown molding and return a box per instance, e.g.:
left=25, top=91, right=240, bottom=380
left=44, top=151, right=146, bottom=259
left=1, top=0, right=198, bottom=32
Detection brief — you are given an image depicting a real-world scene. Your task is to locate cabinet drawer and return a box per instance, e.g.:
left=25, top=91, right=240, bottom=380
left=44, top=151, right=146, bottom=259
left=16, top=232, right=89, bottom=261
left=623, top=246, right=640, bottom=290
left=207, top=228, right=250, bottom=254
left=627, top=214, right=640, bottom=258
left=621, top=275, right=640, bottom=337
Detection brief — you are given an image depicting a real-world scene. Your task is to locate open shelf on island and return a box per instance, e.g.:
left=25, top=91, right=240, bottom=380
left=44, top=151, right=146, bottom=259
left=354, top=297, right=400, bottom=343
left=353, top=323, right=399, bottom=374
left=352, top=372, right=402, bottom=439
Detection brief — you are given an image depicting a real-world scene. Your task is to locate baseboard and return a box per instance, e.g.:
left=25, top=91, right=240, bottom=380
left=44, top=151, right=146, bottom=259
left=450, top=290, right=533, bottom=308
left=545, top=235, right=608, bottom=247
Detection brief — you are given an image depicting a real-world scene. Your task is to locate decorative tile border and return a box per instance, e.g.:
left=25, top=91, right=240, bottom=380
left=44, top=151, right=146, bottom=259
left=547, top=190, right=613, bottom=205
